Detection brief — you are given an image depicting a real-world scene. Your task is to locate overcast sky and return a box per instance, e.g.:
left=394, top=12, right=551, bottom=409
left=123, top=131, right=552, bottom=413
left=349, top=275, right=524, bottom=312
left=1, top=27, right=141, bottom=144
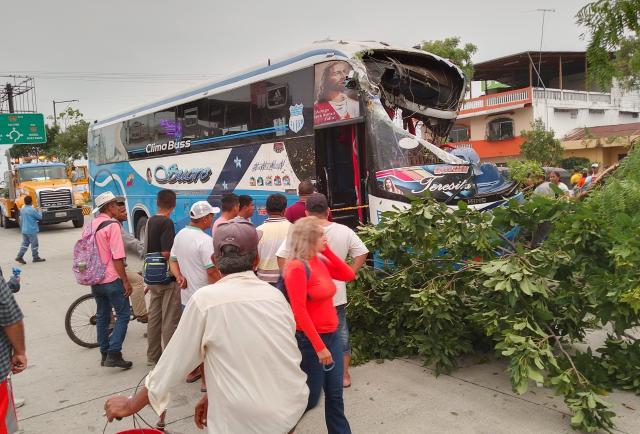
left=2, top=0, right=592, bottom=124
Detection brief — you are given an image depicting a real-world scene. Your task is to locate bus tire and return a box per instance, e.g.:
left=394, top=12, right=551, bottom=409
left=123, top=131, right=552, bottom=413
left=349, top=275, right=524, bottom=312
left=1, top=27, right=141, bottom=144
left=135, top=215, right=148, bottom=241
left=72, top=215, right=84, bottom=228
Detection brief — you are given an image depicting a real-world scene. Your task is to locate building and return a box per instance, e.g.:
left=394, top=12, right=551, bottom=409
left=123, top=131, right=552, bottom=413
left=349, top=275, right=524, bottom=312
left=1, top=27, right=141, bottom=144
left=562, top=122, right=640, bottom=167
left=449, top=51, right=640, bottom=164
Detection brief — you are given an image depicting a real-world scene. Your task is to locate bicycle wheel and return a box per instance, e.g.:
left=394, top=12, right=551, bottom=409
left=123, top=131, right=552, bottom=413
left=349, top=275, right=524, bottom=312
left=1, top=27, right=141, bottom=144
left=65, top=293, right=100, bottom=348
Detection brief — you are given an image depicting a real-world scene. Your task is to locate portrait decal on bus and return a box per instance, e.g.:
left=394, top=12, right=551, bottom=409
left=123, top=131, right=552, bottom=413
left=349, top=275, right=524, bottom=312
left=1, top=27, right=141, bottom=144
left=314, top=61, right=360, bottom=125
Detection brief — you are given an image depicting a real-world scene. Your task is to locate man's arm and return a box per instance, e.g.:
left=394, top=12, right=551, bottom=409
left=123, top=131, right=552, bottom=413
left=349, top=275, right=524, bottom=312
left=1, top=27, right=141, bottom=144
left=169, top=259, right=186, bottom=288
left=106, top=300, right=207, bottom=420
left=112, top=259, right=132, bottom=297
left=349, top=253, right=368, bottom=274
left=277, top=256, right=286, bottom=271
left=4, top=320, right=26, bottom=374
left=206, top=266, right=221, bottom=284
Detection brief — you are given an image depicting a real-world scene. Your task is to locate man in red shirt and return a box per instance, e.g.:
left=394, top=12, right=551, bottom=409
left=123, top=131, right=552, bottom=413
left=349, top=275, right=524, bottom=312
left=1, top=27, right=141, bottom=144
left=284, top=180, right=315, bottom=223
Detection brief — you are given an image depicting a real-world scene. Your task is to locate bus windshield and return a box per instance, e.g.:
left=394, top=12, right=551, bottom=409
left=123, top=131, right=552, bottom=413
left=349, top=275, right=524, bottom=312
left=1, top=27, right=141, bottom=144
left=18, top=166, right=67, bottom=182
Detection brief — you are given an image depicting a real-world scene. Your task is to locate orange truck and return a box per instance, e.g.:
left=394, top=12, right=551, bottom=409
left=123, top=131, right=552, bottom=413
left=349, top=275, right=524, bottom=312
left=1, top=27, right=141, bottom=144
left=0, top=162, right=85, bottom=229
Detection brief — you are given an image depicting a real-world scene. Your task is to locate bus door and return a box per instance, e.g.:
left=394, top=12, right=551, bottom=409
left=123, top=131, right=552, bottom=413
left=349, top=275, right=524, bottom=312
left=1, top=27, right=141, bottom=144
left=315, top=124, right=366, bottom=228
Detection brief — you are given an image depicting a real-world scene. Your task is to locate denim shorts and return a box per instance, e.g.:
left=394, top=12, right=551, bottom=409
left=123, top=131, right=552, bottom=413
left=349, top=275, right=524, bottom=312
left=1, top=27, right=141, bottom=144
left=336, top=304, right=350, bottom=354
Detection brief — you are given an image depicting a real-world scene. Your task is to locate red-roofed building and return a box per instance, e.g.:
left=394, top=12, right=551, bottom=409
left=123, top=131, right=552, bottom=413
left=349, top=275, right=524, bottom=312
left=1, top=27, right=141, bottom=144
left=562, top=122, right=640, bottom=167
left=448, top=51, right=640, bottom=164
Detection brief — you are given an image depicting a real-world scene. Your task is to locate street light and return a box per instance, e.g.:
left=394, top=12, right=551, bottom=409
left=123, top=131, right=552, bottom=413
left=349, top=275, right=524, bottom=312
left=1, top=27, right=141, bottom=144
left=52, top=99, right=79, bottom=127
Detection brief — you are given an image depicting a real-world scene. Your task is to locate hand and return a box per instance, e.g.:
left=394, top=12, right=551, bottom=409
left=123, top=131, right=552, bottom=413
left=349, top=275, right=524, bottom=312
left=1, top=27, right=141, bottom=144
left=104, top=396, right=133, bottom=422
left=11, top=354, right=26, bottom=374
left=123, top=280, right=133, bottom=297
left=316, top=347, right=333, bottom=365
left=194, top=395, right=208, bottom=429
left=177, top=275, right=187, bottom=289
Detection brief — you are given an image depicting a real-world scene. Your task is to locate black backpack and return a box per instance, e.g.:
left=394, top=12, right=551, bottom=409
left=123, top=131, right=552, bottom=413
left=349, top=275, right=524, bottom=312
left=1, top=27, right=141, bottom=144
left=276, top=261, right=311, bottom=303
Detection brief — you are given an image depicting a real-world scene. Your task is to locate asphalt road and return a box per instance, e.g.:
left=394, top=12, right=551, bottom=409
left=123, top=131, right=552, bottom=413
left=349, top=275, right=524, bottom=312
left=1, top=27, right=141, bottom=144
left=1, top=222, right=638, bottom=434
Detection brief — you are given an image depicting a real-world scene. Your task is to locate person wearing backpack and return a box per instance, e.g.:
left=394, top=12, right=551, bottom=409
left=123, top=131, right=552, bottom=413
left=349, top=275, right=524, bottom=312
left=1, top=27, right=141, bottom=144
left=144, top=190, right=180, bottom=367
left=282, top=216, right=355, bottom=434
left=89, top=191, right=133, bottom=369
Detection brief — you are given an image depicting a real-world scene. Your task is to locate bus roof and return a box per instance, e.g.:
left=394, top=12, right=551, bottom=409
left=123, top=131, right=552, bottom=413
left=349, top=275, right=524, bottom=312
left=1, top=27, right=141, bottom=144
left=15, top=162, right=66, bottom=169
left=91, top=40, right=462, bottom=130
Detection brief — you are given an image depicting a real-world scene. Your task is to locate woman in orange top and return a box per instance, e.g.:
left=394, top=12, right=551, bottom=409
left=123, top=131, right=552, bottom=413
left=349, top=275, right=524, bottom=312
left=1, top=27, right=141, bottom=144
left=284, top=217, right=355, bottom=434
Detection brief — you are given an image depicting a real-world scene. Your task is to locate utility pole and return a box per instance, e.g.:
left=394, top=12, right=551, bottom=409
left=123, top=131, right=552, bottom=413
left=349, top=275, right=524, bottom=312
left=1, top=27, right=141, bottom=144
left=5, top=84, right=14, bottom=113
left=536, top=8, right=556, bottom=87
left=52, top=99, right=79, bottom=127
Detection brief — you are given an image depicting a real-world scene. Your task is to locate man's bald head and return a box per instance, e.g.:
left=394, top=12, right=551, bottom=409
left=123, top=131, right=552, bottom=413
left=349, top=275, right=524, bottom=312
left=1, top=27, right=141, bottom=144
left=298, top=180, right=315, bottom=197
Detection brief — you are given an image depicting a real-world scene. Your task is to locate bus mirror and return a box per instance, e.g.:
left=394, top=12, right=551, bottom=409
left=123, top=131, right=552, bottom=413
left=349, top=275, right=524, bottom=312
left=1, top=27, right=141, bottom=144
left=398, top=137, right=420, bottom=150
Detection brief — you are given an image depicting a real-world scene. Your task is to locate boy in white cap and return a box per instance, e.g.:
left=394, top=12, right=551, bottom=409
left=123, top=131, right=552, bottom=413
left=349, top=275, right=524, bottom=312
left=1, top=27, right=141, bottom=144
left=169, top=201, right=221, bottom=384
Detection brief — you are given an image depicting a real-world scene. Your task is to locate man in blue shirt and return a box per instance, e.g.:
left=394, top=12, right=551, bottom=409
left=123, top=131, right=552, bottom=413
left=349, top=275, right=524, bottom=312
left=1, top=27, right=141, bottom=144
left=15, top=196, right=45, bottom=264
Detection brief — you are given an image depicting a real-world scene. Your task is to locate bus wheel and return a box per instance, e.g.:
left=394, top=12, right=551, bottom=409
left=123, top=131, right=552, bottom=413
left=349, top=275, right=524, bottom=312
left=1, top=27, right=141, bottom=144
left=135, top=215, right=148, bottom=241
left=72, top=215, right=84, bottom=228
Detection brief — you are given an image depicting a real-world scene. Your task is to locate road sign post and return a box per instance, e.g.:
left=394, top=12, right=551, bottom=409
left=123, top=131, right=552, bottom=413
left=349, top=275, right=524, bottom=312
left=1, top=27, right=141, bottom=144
left=0, top=113, right=47, bottom=145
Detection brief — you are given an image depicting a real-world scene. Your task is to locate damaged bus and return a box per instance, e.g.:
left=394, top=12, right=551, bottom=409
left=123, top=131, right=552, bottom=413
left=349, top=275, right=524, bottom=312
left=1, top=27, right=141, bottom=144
left=89, top=40, right=518, bottom=235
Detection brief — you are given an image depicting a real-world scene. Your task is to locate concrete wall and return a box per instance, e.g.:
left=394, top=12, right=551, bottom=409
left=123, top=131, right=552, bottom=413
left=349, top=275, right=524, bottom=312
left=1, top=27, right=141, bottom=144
left=563, top=146, right=628, bottom=168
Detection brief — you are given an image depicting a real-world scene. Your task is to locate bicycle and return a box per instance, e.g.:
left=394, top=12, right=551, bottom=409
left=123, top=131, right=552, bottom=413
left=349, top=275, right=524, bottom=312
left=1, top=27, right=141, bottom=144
left=65, top=293, right=135, bottom=348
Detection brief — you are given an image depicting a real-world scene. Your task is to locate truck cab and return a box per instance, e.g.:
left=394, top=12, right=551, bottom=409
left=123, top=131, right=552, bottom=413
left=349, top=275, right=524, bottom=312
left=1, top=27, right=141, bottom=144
left=0, top=162, right=85, bottom=229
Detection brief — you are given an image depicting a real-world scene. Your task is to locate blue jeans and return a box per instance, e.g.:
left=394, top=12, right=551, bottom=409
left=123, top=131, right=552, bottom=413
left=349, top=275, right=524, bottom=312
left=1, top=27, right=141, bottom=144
left=17, top=233, right=39, bottom=259
left=297, top=331, right=351, bottom=434
left=91, top=279, right=130, bottom=353
left=336, top=304, right=350, bottom=355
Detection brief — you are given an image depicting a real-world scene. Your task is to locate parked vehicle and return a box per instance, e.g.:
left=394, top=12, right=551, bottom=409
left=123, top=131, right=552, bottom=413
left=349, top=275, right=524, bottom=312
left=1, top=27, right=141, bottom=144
left=0, top=162, right=85, bottom=229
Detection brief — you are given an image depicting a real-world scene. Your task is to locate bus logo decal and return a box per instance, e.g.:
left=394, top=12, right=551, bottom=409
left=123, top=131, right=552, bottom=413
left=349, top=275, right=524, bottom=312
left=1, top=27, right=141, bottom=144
left=288, top=104, right=304, bottom=133
left=153, top=163, right=212, bottom=185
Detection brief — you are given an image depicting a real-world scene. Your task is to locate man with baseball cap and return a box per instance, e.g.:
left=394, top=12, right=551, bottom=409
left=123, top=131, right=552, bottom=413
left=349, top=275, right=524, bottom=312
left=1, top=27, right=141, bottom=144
left=169, top=201, right=221, bottom=308
left=105, top=220, right=309, bottom=433
left=90, top=191, right=134, bottom=369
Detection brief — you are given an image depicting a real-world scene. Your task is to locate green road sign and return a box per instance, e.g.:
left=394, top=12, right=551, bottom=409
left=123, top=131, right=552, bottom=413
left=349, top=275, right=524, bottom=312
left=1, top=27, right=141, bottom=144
left=0, top=113, right=47, bottom=145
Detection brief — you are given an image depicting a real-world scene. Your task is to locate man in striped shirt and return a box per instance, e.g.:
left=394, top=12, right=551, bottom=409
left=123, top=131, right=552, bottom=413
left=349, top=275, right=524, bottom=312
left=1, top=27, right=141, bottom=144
left=255, top=194, right=290, bottom=285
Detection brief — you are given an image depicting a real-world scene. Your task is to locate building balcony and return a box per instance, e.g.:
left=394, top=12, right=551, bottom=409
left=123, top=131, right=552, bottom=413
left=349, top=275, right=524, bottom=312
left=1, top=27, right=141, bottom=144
left=458, top=86, right=618, bottom=119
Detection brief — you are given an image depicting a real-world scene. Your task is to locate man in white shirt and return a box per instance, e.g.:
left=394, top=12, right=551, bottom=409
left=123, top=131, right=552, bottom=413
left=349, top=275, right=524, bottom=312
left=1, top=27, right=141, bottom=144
left=104, top=220, right=309, bottom=433
left=277, top=193, right=368, bottom=388
left=255, top=193, right=290, bottom=284
left=169, top=201, right=220, bottom=307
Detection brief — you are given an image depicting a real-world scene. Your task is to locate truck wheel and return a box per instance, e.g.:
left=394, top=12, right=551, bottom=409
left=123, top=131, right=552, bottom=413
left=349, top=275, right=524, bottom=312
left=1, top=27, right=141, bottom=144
left=72, top=215, right=84, bottom=228
left=0, top=213, right=5, bottom=228
left=135, top=215, right=148, bottom=241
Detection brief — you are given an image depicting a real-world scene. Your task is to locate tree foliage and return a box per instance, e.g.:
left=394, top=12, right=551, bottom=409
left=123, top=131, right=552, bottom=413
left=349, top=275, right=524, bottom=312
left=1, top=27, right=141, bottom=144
left=349, top=145, right=640, bottom=432
left=577, top=0, right=640, bottom=90
left=520, top=118, right=564, bottom=166
left=560, top=156, right=592, bottom=171
left=8, top=107, right=88, bottom=162
left=418, top=37, right=477, bottom=82
left=506, top=160, right=544, bottom=185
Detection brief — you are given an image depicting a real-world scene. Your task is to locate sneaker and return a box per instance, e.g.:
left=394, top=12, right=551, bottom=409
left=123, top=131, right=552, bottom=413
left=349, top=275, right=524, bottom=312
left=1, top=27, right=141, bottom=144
left=15, top=257, right=26, bottom=265
left=103, top=352, right=133, bottom=369
left=14, top=398, right=25, bottom=408
left=33, top=257, right=46, bottom=263
left=100, top=352, right=107, bottom=367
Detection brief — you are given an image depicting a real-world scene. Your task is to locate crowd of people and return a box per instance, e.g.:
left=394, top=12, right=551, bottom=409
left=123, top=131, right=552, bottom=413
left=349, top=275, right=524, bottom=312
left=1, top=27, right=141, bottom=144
left=530, top=162, right=601, bottom=198
left=87, top=181, right=369, bottom=433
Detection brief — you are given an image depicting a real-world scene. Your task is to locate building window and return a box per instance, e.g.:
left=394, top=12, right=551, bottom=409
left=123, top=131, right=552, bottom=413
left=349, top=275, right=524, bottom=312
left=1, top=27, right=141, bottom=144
left=448, top=125, right=469, bottom=142
left=620, top=111, right=639, bottom=118
left=589, top=109, right=605, bottom=115
left=486, top=118, right=514, bottom=141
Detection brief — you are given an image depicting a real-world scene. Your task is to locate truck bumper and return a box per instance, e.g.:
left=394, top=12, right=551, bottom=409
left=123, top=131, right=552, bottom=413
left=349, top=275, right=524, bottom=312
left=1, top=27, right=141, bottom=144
left=41, top=208, right=83, bottom=224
